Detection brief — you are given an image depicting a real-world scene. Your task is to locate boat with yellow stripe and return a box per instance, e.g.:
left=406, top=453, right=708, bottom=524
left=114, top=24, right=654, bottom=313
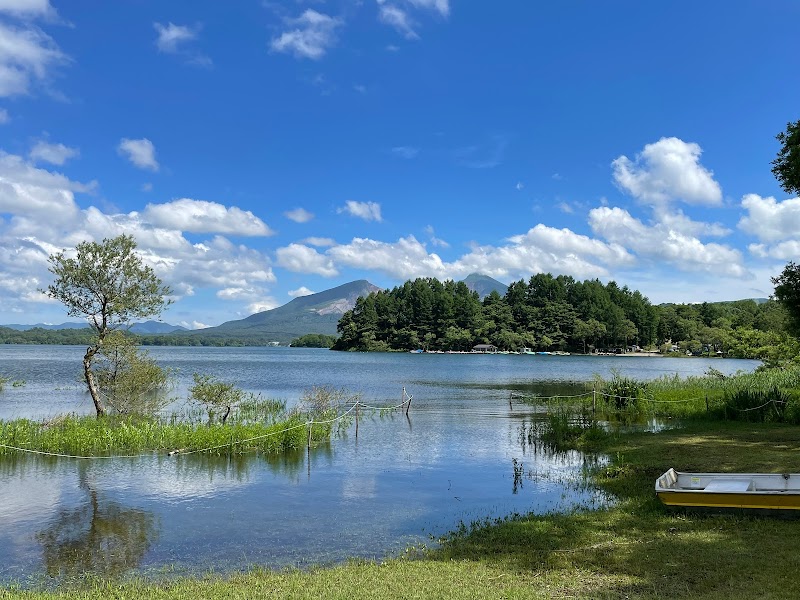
left=656, top=468, right=800, bottom=511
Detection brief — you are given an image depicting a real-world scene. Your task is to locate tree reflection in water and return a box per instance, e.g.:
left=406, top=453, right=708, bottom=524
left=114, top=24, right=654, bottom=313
left=36, top=463, right=158, bottom=579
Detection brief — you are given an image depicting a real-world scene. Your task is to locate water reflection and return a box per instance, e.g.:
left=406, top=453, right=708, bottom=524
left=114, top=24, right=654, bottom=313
left=37, top=464, right=158, bottom=579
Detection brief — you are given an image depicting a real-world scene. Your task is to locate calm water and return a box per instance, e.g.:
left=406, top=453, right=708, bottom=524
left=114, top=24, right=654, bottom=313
left=0, top=346, right=760, bottom=583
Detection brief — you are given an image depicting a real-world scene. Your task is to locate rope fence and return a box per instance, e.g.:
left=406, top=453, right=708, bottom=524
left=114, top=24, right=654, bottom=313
left=0, top=388, right=415, bottom=461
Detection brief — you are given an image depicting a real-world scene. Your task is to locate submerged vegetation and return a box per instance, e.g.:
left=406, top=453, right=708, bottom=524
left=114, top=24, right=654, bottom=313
left=7, top=369, right=800, bottom=598
left=0, top=384, right=358, bottom=458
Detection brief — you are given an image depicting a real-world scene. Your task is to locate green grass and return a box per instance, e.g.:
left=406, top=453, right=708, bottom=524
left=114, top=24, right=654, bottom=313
left=0, top=414, right=332, bottom=457
left=5, top=421, right=800, bottom=599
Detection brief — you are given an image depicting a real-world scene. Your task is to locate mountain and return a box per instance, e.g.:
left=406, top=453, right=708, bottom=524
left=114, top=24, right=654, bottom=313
left=178, top=280, right=382, bottom=343
left=1, top=320, right=185, bottom=333
left=462, top=273, right=508, bottom=299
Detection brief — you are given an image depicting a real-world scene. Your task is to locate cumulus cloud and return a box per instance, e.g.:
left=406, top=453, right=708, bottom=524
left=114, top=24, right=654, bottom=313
left=612, top=137, right=722, bottom=206
left=275, top=243, right=338, bottom=276
left=0, top=0, right=57, bottom=19
left=246, top=299, right=279, bottom=314
left=749, top=241, right=800, bottom=261
left=270, top=10, right=342, bottom=60
left=118, top=138, right=159, bottom=171
left=338, top=200, right=382, bottom=222
left=0, top=151, right=93, bottom=222
left=301, top=236, right=336, bottom=247
left=142, top=199, right=273, bottom=236
left=0, top=20, right=68, bottom=97
left=589, top=206, right=748, bottom=277
left=0, top=151, right=281, bottom=322
left=289, top=286, right=315, bottom=297
left=284, top=207, right=314, bottom=223
left=29, top=139, right=78, bottom=165
left=738, top=193, right=800, bottom=243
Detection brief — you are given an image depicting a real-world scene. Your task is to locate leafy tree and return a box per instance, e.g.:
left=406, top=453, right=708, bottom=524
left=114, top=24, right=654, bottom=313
left=189, top=373, right=244, bottom=425
left=772, top=120, right=800, bottom=195
left=772, top=261, right=800, bottom=335
left=93, top=330, right=170, bottom=415
left=45, top=235, right=172, bottom=416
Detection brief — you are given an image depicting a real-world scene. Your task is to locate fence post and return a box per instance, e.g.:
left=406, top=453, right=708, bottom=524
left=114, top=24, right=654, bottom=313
left=307, top=420, right=313, bottom=449
left=705, top=394, right=709, bottom=413
left=355, top=402, right=359, bottom=439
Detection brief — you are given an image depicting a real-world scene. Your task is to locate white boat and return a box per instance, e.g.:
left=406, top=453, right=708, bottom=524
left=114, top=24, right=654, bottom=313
left=656, top=468, right=800, bottom=511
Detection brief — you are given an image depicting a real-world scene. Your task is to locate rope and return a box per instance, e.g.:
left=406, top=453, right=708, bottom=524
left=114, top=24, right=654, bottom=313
left=0, top=393, right=411, bottom=460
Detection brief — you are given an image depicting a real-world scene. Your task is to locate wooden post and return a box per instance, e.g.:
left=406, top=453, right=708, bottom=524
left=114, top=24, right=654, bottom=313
left=509, top=392, right=513, bottom=411
left=307, top=420, right=313, bottom=449
left=705, top=394, right=709, bottom=413
left=355, top=402, right=359, bottom=438
left=405, top=393, right=412, bottom=416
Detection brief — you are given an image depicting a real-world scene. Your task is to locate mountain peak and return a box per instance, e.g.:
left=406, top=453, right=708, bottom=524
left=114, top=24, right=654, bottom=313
left=461, top=273, right=508, bottom=299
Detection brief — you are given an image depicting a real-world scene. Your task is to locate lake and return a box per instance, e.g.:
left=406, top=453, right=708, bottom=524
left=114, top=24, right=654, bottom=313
left=0, top=346, right=760, bottom=584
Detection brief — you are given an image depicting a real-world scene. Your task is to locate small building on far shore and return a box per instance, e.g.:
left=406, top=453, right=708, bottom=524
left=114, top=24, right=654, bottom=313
left=472, top=344, right=498, bottom=353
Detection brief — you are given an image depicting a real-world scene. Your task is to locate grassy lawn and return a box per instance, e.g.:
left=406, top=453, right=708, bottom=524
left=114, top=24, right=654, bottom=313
left=4, top=421, right=800, bottom=599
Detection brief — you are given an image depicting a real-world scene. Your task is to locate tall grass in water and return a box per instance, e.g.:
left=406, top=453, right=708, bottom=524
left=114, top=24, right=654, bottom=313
left=0, top=414, right=332, bottom=457
left=0, top=388, right=344, bottom=457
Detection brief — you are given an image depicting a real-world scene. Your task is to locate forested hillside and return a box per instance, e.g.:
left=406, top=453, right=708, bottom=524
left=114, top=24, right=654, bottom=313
left=333, top=274, right=796, bottom=360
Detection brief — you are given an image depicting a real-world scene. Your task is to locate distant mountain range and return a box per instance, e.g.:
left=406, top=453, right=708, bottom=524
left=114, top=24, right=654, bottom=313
left=171, top=280, right=382, bottom=343
left=2, top=320, right=186, bottom=334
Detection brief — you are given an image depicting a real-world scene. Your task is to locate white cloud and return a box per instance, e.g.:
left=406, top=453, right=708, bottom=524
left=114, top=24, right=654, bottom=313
left=589, top=206, right=748, bottom=277
left=302, top=236, right=336, bottom=247
left=178, top=320, right=210, bottom=330
left=0, top=0, right=57, bottom=19
left=142, top=199, right=273, bottom=236
left=270, top=10, right=342, bottom=60
left=329, top=235, right=448, bottom=279
left=515, top=181, right=524, bottom=191
left=749, top=241, right=800, bottom=261
left=0, top=151, right=93, bottom=222
left=154, top=22, right=197, bottom=53
left=153, top=22, right=211, bottom=66
left=0, top=108, right=8, bottom=123
left=0, top=20, right=68, bottom=97
left=338, top=200, right=382, bottom=222
left=378, top=5, right=419, bottom=39
left=275, top=243, right=338, bottom=276
left=424, top=224, right=449, bottom=248
left=391, top=145, right=419, bottom=159
left=612, top=137, right=722, bottom=206
left=246, top=299, right=279, bottom=314
left=284, top=207, right=314, bottom=223
left=289, top=286, right=315, bottom=298
left=408, top=0, right=450, bottom=17
left=141, top=182, right=153, bottom=193
left=29, top=139, right=78, bottom=165
left=0, top=152, right=282, bottom=320
left=738, top=193, right=800, bottom=243
left=557, top=202, right=574, bottom=214
left=118, top=138, right=159, bottom=171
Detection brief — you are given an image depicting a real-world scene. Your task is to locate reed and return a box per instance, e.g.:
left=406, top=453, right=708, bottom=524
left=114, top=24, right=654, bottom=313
left=0, top=413, right=331, bottom=457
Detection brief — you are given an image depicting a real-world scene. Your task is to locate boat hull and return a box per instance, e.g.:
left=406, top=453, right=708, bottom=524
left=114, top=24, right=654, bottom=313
left=656, top=468, right=800, bottom=511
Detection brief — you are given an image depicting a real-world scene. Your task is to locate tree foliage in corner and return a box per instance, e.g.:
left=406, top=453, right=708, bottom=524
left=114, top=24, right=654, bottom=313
left=45, top=235, right=172, bottom=416
left=772, top=120, right=800, bottom=196
left=772, top=261, right=800, bottom=337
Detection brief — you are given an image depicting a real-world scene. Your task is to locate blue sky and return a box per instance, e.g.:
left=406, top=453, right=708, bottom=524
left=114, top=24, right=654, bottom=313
left=0, top=0, right=799, bottom=328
